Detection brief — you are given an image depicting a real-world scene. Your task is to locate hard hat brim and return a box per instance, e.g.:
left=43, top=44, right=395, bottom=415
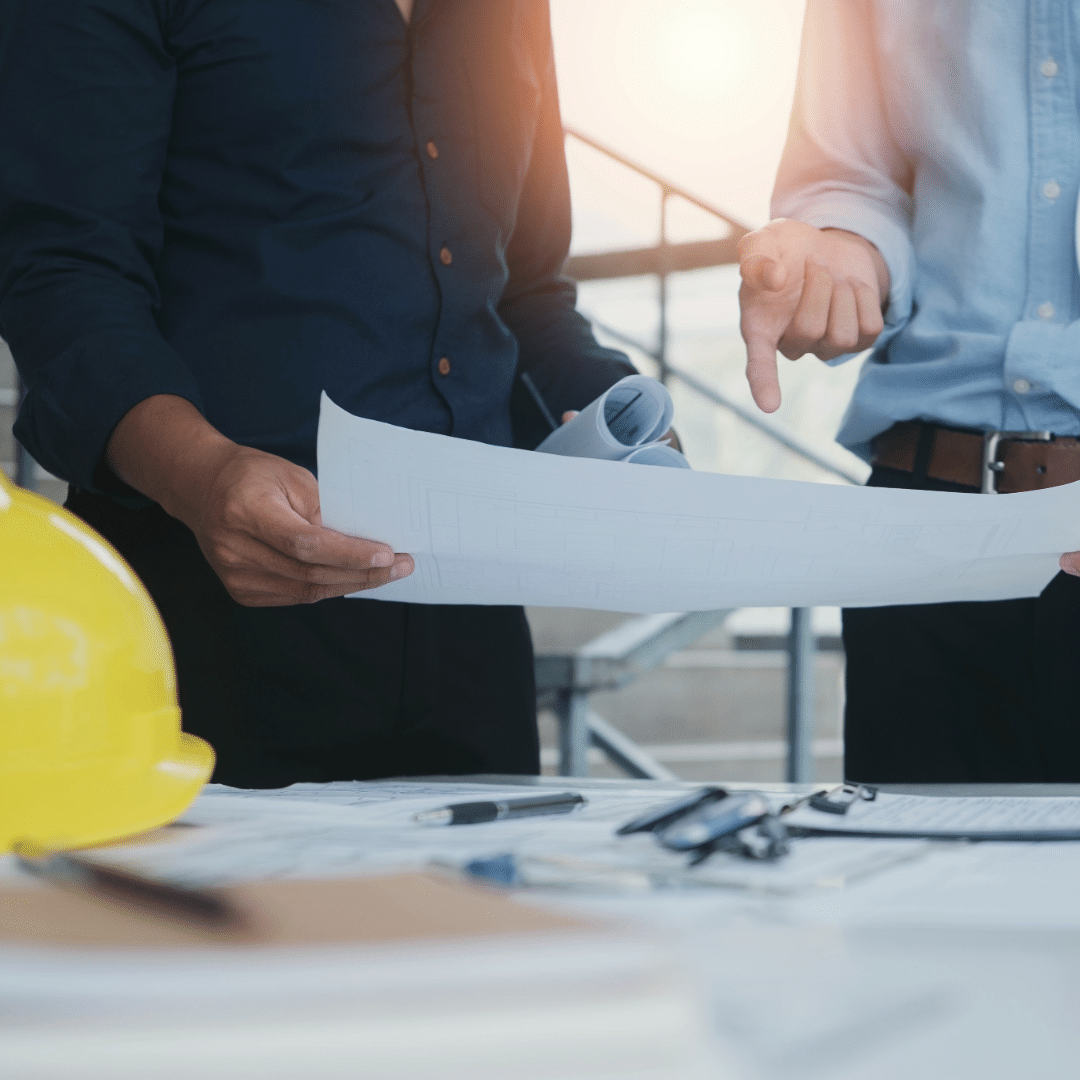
left=2, top=731, right=215, bottom=855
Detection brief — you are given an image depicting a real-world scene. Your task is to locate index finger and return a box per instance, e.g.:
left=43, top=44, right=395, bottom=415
left=743, top=333, right=782, bottom=413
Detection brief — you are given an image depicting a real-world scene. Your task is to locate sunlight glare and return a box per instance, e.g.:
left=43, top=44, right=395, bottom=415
left=656, top=2, right=753, bottom=101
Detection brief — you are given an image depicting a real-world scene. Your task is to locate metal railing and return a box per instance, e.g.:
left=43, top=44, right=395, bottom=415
left=540, top=127, right=847, bottom=782
left=564, top=126, right=749, bottom=386
left=536, top=610, right=736, bottom=779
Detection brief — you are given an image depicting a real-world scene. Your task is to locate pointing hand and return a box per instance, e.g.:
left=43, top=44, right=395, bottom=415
left=738, top=219, right=889, bottom=412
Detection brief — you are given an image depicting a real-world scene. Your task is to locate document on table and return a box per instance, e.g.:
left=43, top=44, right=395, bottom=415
left=0, top=782, right=922, bottom=901
left=785, top=791, right=1080, bottom=839
left=317, top=394, right=1080, bottom=612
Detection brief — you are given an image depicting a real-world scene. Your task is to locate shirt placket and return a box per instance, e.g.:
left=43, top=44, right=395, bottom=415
left=410, top=9, right=462, bottom=429
left=1003, top=0, right=1080, bottom=429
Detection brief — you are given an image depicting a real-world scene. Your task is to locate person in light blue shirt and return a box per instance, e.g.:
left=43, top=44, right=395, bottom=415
left=739, top=0, right=1080, bottom=783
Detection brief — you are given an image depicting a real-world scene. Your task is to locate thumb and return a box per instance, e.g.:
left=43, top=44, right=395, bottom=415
left=271, top=459, right=324, bottom=526
left=740, top=254, right=788, bottom=294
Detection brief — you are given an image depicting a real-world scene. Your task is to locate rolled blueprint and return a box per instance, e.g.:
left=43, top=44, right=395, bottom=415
left=534, top=374, right=687, bottom=467
left=623, top=443, right=690, bottom=469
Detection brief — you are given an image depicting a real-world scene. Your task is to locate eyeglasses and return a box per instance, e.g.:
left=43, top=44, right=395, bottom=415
left=615, top=783, right=882, bottom=866
left=617, top=787, right=790, bottom=864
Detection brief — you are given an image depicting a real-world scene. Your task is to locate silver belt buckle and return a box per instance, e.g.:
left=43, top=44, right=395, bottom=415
left=981, top=429, right=1054, bottom=493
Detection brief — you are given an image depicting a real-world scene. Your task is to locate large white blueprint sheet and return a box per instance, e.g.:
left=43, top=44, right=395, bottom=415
left=317, top=394, right=1080, bottom=612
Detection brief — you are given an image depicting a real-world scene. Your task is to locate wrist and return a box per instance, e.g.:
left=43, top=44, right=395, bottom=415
left=155, top=434, right=242, bottom=529
left=106, top=395, right=238, bottom=525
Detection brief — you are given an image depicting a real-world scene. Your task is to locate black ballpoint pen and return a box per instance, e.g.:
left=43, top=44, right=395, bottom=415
left=14, top=841, right=246, bottom=932
left=414, top=792, right=586, bottom=826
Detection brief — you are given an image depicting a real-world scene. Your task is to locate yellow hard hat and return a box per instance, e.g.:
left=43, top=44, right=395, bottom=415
left=0, top=474, right=213, bottom=852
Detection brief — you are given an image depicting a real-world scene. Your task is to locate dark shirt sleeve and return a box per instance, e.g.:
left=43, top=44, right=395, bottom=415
left=500, top=17, right=636, bottom=451
left=0, top=0, right=203, bottom=492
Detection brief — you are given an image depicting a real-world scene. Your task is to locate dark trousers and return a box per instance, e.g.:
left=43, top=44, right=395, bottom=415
left=842, top=467, right=1080, bottom=783
left=66, top=489, right=539, bottom=788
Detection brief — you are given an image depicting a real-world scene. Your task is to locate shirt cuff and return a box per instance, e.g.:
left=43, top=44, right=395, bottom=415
left=13, top=327, right=204, bottom=496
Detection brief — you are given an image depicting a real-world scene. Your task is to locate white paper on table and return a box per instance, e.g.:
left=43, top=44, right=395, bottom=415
left=0, top=784, right=926, bottom=904
left=317, top=393, right=1080, bottom=612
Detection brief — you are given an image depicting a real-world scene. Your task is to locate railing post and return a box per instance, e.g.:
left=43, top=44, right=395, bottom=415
left=657, top=189, right=670, bottom=385
left=652, top=189, right=669, bottom=384
left=554, top=689, right=590, bottom=778
left=785, top=607, right=815, bottom=782
left=13, top=372, right=35, bottom=493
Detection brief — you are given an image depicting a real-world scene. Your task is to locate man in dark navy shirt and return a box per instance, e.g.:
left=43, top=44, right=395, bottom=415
left=0, top=0, right=635, bottom=786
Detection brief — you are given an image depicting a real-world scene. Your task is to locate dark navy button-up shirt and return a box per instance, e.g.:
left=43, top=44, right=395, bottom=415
left=0, top=0, right=633, bottom=495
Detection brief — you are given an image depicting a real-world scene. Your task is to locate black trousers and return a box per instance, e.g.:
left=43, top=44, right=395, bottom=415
left=66, top=489, right=539, bottom=788
left=842, top=467, right=1080, bottom=783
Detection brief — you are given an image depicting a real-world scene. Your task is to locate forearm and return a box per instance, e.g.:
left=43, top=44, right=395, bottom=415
left=106, top=394, right=237, bottom=526
left=773, top=1, right=912, bottom=327
left=504, top=285, right=636, bottom=444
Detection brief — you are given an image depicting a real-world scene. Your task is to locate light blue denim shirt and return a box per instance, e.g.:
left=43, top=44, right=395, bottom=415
left=774, top=0, right=1080, bottom=459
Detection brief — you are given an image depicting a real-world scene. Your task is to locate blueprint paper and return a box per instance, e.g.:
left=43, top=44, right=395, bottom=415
left=317, top=393, right=1080, bottom=612
left=535, top=374, right=685, bottom=466
left=623, top=443, right=691, bottom=469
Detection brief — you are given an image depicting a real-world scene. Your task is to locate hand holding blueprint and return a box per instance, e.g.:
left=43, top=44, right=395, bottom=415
left=535, top=375, right=689, bottom=469
left=317, top=393, right=1080, bottom=612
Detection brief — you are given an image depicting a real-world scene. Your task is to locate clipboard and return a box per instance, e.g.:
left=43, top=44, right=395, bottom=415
left=784, top=786, right=1080, bottom=841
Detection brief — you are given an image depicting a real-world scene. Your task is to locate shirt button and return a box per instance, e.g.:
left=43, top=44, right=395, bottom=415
left=426, top=140, right=439, bottom=160
left=1038, top=301, right=1056, bottom=320
left=439, top=246, right=453, bottom=266
left=438, top=356, right=451, bottom=376
left=1013, top=378, right=1032, bottom=395
left=1043, top=180, right=1061, bottom=201
left=1041, top=57, right=1059, bottom=78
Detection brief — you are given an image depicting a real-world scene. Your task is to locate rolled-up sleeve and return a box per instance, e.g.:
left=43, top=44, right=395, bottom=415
left=499, top=20, right=635, bottom=450
left=772, top=0, right=916, bottom=346
left=0, top=0, right=203, bottom=492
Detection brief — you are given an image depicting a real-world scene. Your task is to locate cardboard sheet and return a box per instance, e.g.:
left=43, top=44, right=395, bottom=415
left=0, top=871, right=587, bottom=949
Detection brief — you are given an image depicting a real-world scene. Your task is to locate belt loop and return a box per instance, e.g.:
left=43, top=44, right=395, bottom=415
left=911, top=422, right=937, bottom=488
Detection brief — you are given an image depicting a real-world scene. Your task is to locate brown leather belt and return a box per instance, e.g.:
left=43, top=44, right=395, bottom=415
left=872, top=420, right=1080, bottom=493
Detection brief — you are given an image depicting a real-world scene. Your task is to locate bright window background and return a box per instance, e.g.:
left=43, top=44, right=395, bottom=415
left=549, top=0, right=869, bottom=486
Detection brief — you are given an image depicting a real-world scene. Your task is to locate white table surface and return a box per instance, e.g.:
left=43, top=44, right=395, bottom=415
left=3, top=775, right=1079, bottom=1080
